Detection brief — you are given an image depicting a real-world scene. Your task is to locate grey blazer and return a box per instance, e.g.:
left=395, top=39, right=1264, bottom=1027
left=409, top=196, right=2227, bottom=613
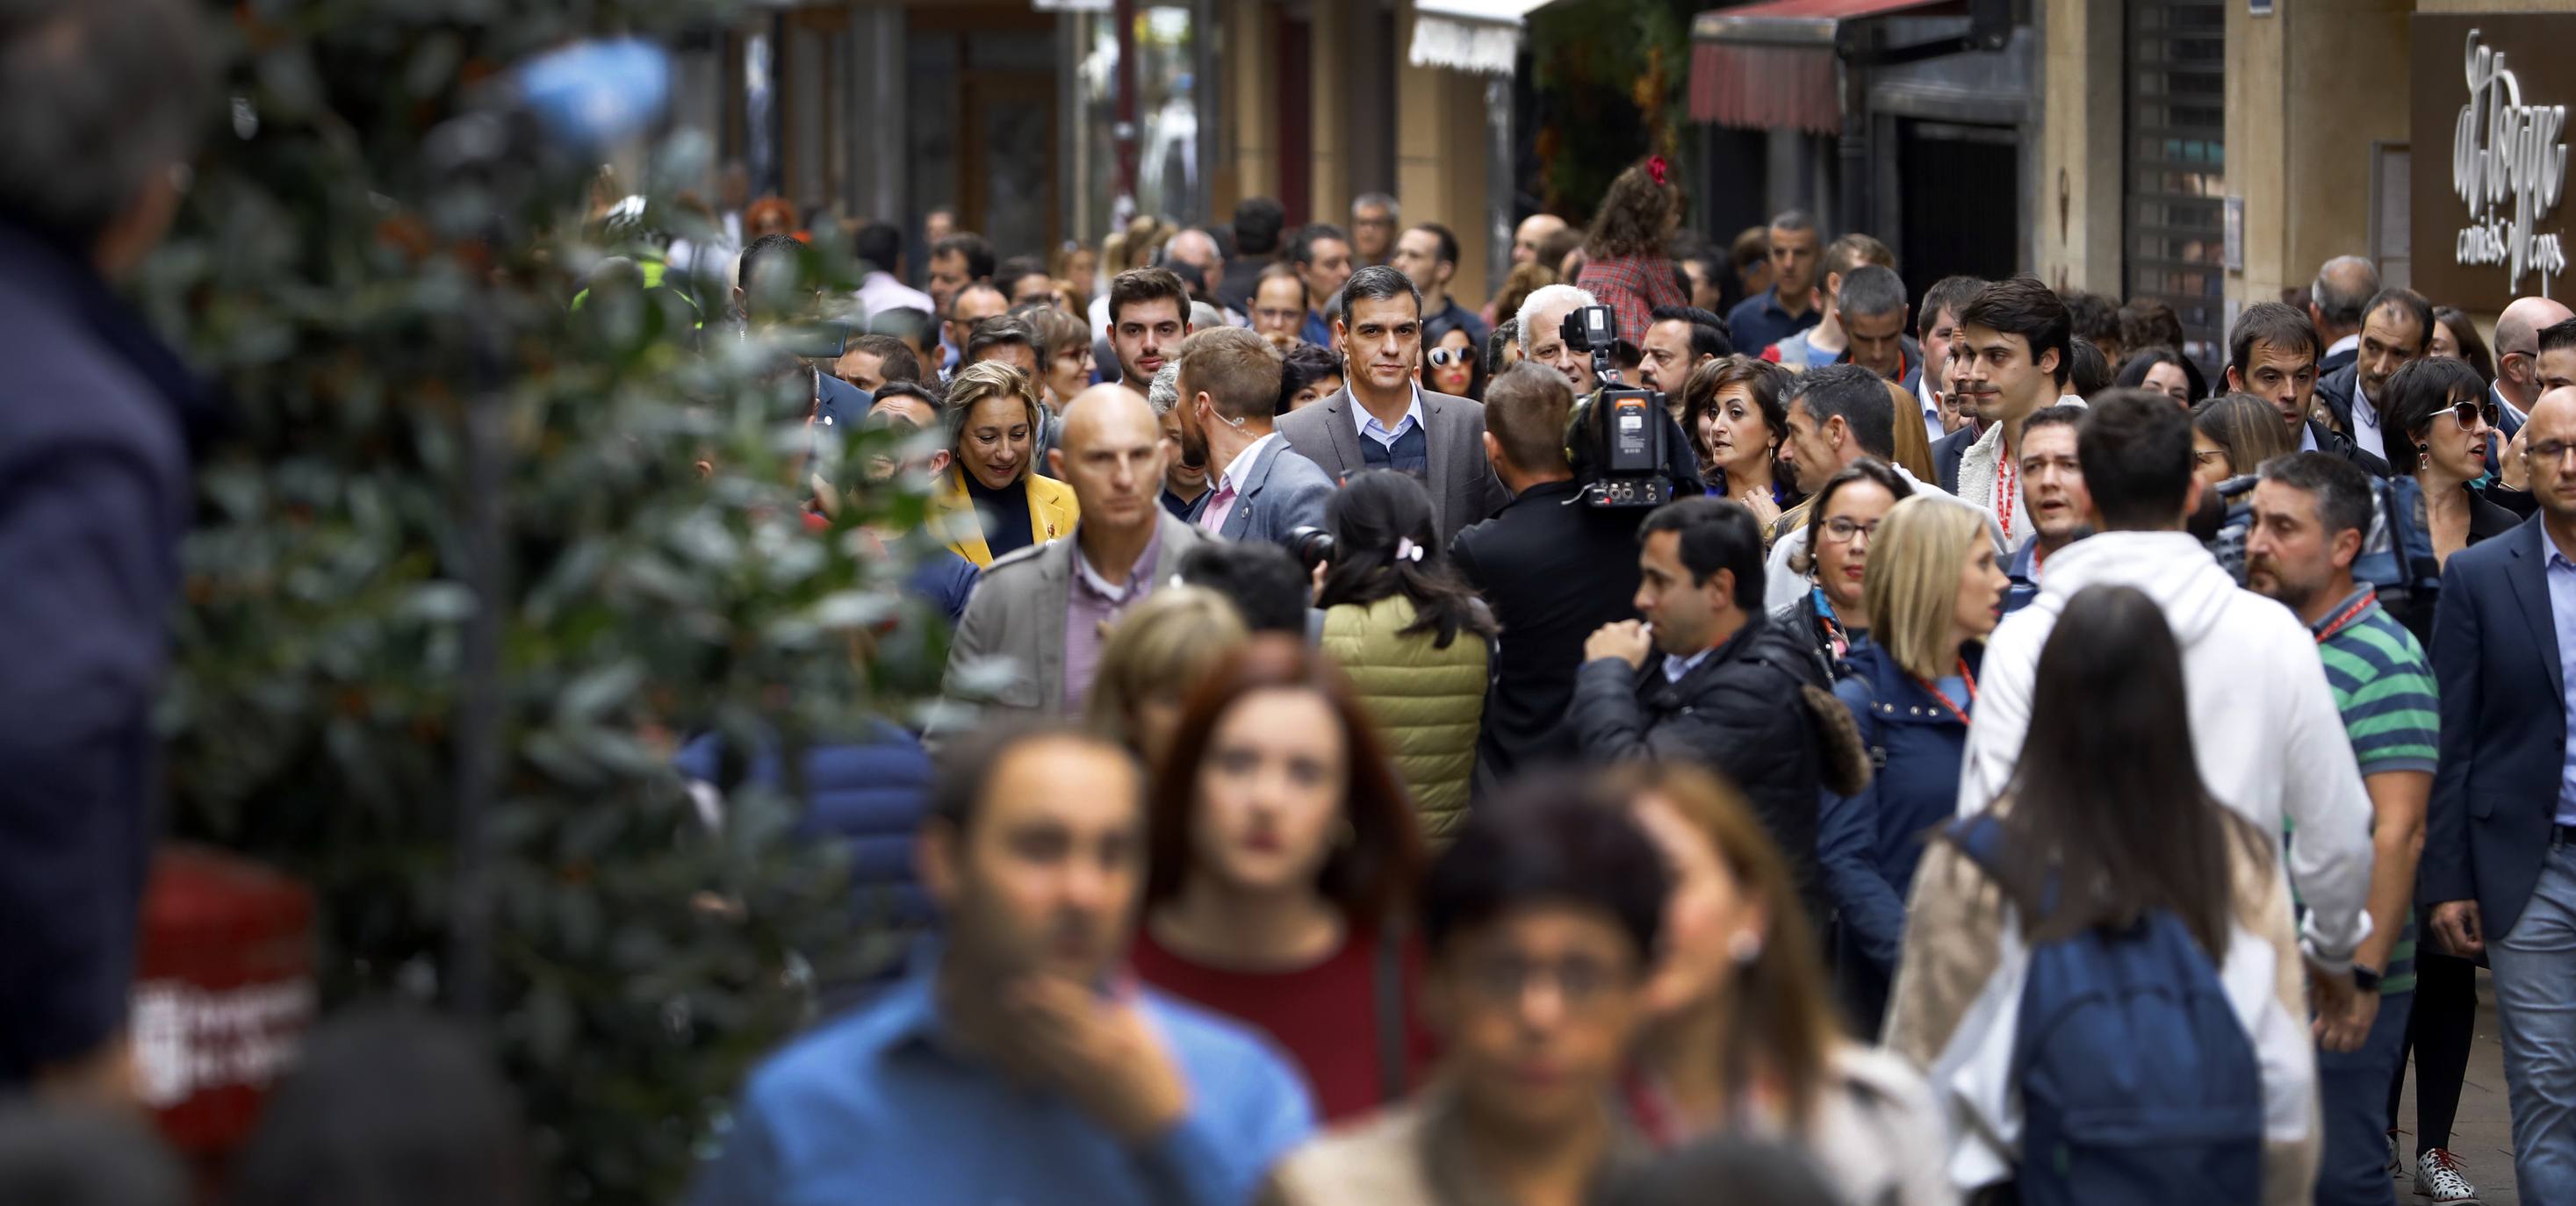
left=1275, top=386, right=1509, bottom=549
left=940, top=512, right=1212, bottom=721
left=1207, top=435, right=1336, bottom=546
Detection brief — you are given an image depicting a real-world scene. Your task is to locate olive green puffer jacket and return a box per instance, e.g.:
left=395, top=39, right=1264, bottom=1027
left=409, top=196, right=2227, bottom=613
left=1319, top=594, right=1488, bottom=842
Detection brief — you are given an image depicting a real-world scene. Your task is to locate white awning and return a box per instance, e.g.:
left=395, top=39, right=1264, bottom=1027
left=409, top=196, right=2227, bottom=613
left=1408, top=0, right=1558, bottom=75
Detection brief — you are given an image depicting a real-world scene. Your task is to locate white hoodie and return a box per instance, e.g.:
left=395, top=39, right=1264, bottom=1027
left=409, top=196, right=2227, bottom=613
left=1954, top=530, right=2374, bottom=970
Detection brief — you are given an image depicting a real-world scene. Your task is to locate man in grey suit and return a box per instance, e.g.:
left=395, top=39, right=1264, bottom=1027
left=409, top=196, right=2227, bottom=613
left=1172, top=327, right=1335, bottom=547
left=1277, top=266, right=1509, bottom=549
left=943, top=384, right=1212, bottom=721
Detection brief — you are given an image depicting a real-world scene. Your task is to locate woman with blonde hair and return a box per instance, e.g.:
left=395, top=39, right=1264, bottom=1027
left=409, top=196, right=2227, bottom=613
left=1612, top=761, right=1951, bottom=1206
left=1085, top=586, right=1250, bottom=772
left=929, top=361, right=1078, bottom=566
left=1818, top=496, right=2006, bottom=1033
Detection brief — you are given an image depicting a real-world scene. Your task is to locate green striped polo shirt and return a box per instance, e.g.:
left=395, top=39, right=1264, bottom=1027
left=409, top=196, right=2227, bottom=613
left=2311, top=586, right=2437, bottom=996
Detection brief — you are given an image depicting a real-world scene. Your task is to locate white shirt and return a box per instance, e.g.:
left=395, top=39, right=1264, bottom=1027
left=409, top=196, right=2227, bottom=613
left=858, top=270, right=935, bottom=320
left=2327, top=332, right=2360, bottom=362
left=1917, top=373, right=1945, bottom=443
left=1662, top=647, right=1714, bottom=683
left=1351, top=385, right=1427, bottom=449
left=1198, top=431, right=1279, bottom=533
left=2349, top=386, right=2385, bottom=459
left=2299, top=421, right=2321, bottom=453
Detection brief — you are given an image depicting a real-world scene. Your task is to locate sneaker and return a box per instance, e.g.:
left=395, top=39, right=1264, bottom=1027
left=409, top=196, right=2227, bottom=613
left=2387, top=1131, right=2407, bottom=1180
left=2413, top=1147, right=2481, bottom=1202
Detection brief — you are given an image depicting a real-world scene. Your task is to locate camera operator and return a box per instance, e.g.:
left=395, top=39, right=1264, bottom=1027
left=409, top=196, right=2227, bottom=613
left=1450, top=363, right=1646, bottom=791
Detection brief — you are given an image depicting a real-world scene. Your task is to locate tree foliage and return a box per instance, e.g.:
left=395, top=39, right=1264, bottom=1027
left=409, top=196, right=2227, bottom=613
left=138, top=3, right=939, bottom=1200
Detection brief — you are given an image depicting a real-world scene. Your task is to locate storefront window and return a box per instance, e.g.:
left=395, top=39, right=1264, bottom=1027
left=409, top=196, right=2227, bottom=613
left=2124, top=0, right=2226, bottom=369
left=1069, top=5, right=1203, bottom=255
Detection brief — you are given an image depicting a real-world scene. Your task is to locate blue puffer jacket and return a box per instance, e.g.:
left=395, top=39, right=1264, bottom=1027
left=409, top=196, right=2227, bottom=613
left=675, top=724, right=935, bottom=937
left=1820, top=642, right=1976, bottom=1032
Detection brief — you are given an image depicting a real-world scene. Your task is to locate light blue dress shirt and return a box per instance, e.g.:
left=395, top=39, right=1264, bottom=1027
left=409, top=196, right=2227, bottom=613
left=1350, top=384, right=1426, bottom=449
left=694, top=952, right=1317, bottom=1206
left=2548, top=549, right=2576, bottom=827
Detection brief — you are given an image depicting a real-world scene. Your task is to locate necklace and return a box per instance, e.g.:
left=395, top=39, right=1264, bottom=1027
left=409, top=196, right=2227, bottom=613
left=1913, top=657, right=1979, bottom=726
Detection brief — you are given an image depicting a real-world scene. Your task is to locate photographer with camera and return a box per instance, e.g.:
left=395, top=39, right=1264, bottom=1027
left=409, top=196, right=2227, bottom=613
left=1450, top=363, right=1647, bottom=788
left=1277, top=267, right=1508, bottom=549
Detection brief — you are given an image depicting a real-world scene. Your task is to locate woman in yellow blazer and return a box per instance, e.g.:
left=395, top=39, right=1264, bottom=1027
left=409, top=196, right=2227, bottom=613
left=931, top=361, right=1079, bottom=566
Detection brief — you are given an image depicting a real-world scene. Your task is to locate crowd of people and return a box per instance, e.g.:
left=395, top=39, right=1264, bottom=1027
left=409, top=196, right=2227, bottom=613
left=619, top=155, right=2576, bottom=1206
left=13, top=7, right=2576, bottom=1195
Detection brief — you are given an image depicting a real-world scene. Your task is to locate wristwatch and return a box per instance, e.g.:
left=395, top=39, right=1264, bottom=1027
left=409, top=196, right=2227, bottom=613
left=2350, top=963, right=2384, bottom=994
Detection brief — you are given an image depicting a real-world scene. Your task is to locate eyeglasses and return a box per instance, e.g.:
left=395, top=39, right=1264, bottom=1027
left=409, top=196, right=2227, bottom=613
left=2529, top=439, right=2576, bottom=465
left=2443, top=398, right=2501, bottom=430
left=1459, top=951, right=1629, bottom=1011
left=1427, top=348, right=1474, bottom=369
left=1822, top=516, right=1880, bottom=544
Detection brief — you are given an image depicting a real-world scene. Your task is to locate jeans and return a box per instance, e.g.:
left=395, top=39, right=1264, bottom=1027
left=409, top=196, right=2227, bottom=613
left=2314, top=989, right=2414, bottom=1206
left=2489, top=838, right=2576, bottom=1200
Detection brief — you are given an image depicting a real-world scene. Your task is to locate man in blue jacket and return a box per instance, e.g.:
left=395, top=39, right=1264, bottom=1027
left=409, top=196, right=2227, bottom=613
left=0, top=0, right=214, bottom=1095
left=2424, top=385, right=2576, bottom=1202
left=694, top=722, right=1315, bottom=1204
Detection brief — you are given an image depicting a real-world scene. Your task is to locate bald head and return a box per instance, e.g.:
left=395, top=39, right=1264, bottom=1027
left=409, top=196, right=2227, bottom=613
left=1054, top=384, right=1166, bottom=532
left=2501, top=297, right=2576, bottom=406
left=2310, top=255, right=2380, bottom=337
left=1165, top=229, right=1223, bottom=297
left=1514, top=213, right=1569, bottom=266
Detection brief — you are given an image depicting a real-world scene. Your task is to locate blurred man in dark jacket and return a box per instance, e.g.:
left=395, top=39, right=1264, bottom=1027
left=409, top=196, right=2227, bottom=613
left=0, top=0, right=213, bottom=1095
left=1570, top=497, right=1828, bottom=918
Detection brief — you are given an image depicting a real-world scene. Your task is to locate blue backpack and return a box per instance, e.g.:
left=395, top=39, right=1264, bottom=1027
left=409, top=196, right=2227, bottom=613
left=1947, top=815, right=2264, bottom=1206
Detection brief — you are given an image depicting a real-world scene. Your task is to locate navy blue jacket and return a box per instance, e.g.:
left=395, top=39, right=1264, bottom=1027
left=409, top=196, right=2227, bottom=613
left=677, top=724, right=938, bottom=947
left=0, top=219, right=204, bottom=1084
left=2423, top=515, right=2572, bottom=938
left=1821, top=643, right=1975, bottom=1028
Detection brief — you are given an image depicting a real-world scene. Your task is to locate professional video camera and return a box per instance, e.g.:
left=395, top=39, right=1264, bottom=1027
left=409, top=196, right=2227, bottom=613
left=1558, top=305, right=1676, bottom=508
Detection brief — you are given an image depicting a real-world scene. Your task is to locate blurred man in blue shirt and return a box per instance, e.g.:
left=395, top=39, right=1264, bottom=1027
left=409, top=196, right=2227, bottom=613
left=693, top=721, right=1316, bottom=1205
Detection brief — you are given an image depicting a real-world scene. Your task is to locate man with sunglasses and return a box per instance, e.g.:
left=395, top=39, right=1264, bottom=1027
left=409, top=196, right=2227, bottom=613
left=2421, top=384, right=2576, bottom=1202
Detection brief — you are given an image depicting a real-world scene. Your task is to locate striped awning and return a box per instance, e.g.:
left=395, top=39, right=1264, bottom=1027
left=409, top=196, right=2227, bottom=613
left=1688, top=0, right=1961, bottom=132
left=1409, top=0, right=1558, bottom=75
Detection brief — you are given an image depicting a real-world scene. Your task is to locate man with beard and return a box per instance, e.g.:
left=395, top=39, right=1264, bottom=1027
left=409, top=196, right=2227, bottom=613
left=2222, top=301, right=2391, bottom=477
left=694, top=722, right=1316, bottom=1203
left=2314, top=288, right=2432, bottom=466
left=1170, top=327, right=1332, bottom=546
left=1148, top=363, right=1210, bottom=518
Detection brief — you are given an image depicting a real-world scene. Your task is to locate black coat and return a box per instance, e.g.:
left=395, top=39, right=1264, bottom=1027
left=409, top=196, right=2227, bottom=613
left=1450, top=479, right=1644, bottom=787
left=1569, top=611, right=1830, bottom=919
left=0, top=219, right=205, bottom=1084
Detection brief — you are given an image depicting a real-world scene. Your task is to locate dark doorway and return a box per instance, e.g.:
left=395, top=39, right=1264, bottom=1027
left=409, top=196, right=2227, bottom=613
left=1277, top=13, right=1311, bottom=227
left=1896, top=119, right=2019, bottom=304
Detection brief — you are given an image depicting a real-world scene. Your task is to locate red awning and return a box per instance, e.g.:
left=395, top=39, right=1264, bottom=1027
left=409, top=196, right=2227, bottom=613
left=1688, top=0, right=1963, bottom=133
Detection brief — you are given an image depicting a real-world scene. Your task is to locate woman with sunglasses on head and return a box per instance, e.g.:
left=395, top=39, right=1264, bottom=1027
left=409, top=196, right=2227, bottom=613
left=1610, top=762, right=1951, bottom=1206
left=1420, top=314, right=1487, bottom=402
left=1774, top=459, right=1911, bottom=685
left=1818, top=496, right=2007, bottom=1036
left=1133, top=635, right=1433, bottom=1123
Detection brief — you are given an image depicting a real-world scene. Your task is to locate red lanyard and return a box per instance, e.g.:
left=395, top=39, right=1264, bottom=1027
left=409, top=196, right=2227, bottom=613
left=1994, top=450, right=2017, bottom=542
left=2311, top=589, right=2378, bottom=645
left=1913, top=657, right=1979, bottom=726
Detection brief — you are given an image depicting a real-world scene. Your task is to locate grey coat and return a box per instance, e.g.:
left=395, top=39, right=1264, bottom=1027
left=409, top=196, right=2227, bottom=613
left=1275, top=386, right=1509, bottom=549
left=940, top=512, right=1212, bottom=721
left=1195, top=434, right=1337, bottom=546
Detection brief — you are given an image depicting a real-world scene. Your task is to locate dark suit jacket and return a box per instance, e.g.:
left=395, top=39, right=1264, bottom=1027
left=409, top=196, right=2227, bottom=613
left=2308, top=418, right=2393, bottom=477
left=2423, top=515, right=2573, bottom=938
left=1276, top=386, right=1509, bottom=549
left=1450, top=479, right=1645, bottom=785
left=2321, top=342, right=2358, bottom=377
left=1932, top=424, right=1976, bottom=495
left=2315, top=363, right=2360, bottom=437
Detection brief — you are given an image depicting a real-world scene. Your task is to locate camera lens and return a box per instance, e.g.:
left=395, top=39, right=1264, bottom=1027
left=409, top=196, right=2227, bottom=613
left=1284, top=525, right=1336, bottom=571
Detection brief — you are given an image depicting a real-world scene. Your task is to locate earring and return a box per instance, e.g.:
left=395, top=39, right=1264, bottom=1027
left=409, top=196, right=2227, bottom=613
left=1727, top=931, right=1763, bottom=966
